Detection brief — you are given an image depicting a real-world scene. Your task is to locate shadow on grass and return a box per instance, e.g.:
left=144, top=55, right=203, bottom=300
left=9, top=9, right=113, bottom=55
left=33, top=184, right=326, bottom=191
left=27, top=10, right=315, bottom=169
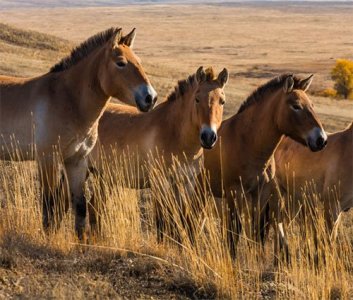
left=0, top=231, right=217, bottom=299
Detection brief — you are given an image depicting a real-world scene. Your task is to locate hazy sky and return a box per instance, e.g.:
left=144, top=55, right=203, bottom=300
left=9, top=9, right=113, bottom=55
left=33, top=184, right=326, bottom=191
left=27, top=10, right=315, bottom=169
left=0, top=0, right=353, bottom=10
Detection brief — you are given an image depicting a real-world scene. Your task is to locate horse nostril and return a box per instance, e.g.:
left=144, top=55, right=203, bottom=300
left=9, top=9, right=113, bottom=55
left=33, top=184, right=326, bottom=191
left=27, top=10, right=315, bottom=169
left=145, top=94, right=153, bottom=105
left=201, top=131, right=217, bottom=147
left=316, top=136, right=324, bottom=148
left=211, top=132, right=217, bottom=144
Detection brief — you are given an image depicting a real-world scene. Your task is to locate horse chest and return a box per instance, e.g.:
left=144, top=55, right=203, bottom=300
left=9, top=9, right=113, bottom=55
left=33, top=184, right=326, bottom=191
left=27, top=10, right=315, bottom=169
left=142, top=128, right=158, bottom=152
left=66, top=134, right=97, bottom=161
left=232, top=170, right=268, bottom=195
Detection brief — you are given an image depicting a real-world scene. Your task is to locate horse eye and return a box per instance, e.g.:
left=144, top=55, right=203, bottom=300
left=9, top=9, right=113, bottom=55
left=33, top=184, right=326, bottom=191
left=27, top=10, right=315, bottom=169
left=220, top=99, right=225, bottom=105
left=116, top=61, right=127, bottom=68
left=195, top=97, right=200, bottom=103
left=291, top=104, right=302, bottom=111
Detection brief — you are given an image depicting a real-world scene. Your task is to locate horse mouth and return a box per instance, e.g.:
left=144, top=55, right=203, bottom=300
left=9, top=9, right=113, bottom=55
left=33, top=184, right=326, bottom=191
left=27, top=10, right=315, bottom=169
left=136, top=100, right=153, bottom=113
left=200, top=140, right=216, bottom=150
left=307, top=138, right=327, bottom=152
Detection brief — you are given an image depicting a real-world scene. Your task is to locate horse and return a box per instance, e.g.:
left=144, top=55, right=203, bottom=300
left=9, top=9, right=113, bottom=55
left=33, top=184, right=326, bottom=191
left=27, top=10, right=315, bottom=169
left=274, top=122, right=353, bottom=242
left=0, top=27, right=157, bottom=240
left=88, top=66, right=229, bottom=240
left=203, top=74, right=327, bottom=259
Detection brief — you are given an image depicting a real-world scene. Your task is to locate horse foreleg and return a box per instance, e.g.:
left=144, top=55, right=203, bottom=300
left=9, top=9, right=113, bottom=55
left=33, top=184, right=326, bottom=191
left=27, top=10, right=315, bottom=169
left=180, top=171, right=201, bottom=246
left=64, top=158, right=89, bottom=241
left=86, top=167, right=104, bottom=237
left=270, top=199, right=290, bottom=266
left=40, top=160, right=66, bottom=232
left=225, top=189, right=242, bottom=260
left=323, top=197, right=341, bottom=243
left=155, top=201, right=166, bottom=243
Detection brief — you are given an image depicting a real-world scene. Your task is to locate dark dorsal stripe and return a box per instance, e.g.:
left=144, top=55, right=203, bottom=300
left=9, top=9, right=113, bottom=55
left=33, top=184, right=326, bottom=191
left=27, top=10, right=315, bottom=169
left=237, top=74, right=302, bottom=114
left=50, top=27, right=121, bottom=73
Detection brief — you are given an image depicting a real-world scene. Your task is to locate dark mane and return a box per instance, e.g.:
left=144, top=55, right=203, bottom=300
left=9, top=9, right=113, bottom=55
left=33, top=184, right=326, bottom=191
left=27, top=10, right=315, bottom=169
left=50, top=27, right=121, bottom=73
left=166, top=67, right=216, bottom=102
left=237, top=74, right=302, bottom=114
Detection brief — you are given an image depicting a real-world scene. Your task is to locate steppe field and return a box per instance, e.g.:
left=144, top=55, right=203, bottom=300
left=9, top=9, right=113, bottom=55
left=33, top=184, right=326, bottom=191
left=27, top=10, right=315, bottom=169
left=0, top=1, right=352, bottom=298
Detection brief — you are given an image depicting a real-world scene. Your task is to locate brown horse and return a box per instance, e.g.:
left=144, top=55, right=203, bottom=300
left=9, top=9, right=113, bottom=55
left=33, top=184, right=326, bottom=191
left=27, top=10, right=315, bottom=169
left=275, top=122, right=353, bottom=241
left=88, top=66, right=229, bottom=237
left=203, top=74, right=327, bottom=259
left=0, top=27, right=157, bottom=239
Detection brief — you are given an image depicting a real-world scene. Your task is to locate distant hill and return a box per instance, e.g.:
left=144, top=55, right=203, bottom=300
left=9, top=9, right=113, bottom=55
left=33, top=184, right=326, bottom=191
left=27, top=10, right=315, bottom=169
left=0, top=23, right=71, bottom=77
left=0, top=23, right=69, bottom=51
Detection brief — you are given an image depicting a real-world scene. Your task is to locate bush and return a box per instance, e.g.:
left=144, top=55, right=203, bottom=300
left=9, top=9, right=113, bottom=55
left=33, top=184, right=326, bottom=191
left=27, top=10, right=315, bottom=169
left=331, top=59, right=353, bottom=100
left=317, top=88, right=337, bottom=98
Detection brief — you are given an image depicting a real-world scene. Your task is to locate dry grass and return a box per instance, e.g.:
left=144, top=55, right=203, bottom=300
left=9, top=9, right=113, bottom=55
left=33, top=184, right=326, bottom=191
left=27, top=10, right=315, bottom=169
left=0, top=22, right=71, bottom=76
left=0, top=23, right=69, bottom=51
left=0, top=3, right=353, bottom=298
left=1, top=151, right=353, bottom=299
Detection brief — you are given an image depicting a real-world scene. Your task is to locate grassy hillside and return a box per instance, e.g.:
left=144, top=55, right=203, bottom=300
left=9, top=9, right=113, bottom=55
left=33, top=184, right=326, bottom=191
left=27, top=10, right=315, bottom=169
left=0, top=23, right=71, bottom=77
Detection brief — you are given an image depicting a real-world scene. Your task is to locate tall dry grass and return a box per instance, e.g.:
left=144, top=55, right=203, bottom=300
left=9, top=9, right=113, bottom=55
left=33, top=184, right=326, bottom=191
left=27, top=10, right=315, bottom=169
left=0, top=149, right=352, bottom=298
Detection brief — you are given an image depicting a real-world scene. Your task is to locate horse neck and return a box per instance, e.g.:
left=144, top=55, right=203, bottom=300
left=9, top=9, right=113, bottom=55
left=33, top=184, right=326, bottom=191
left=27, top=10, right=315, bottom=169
left=236, top=89, right=283, bottom=170
left=56, top=48, right=109, bottom=133
left=343, top=123, right=353, bottom=146
left=164, top=87, right=201, bottom=158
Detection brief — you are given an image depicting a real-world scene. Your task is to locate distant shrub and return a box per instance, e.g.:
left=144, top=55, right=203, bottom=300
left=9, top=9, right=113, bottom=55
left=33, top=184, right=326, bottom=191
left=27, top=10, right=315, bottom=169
left=331, top=59, right=353, bottom=100
left=320, top=88, right=337, bottom=98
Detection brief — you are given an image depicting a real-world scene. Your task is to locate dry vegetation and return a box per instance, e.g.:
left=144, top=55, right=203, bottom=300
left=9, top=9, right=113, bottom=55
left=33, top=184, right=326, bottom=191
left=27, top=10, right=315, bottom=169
left=0, top=23, right=71, bottom=76
left=0, top=2, right=353, bottom=299
left=1, top=149, right=353, bottom=299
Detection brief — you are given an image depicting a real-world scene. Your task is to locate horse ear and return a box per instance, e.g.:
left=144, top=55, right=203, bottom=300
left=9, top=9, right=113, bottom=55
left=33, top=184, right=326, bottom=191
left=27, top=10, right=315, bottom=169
left=122, top=28, right=136, bottom=48
left=299, top=74, right=314, bottom=92
left=218, top=68, right=229, bottom=87
left=110, top=28, right=122, bottom=48
left=196, top=66, right=206, bottom=83
left=283, top=75, right=295, bottom=93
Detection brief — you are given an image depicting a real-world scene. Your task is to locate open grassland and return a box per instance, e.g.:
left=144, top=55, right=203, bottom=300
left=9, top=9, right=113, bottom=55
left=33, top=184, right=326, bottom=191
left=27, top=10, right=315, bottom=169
left=0, top=2, right=353, bottom=299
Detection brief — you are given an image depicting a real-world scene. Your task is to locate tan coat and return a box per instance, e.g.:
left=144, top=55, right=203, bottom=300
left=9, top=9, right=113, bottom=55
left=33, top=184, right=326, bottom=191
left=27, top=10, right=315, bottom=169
left=0, top=28, right=156, bottom=239
left=88, top=67, right=229, bottom=237
left=275, top=122, right=353, bottom=239
left=203, top=74, right=327, bottom=259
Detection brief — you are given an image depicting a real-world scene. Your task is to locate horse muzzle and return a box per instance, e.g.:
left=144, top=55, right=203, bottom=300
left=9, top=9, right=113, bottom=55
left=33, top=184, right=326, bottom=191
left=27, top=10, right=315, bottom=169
left=306, top=127, right=328, bottom=152
left=134, top=84, right=157, bottom=112
left=200, top=126, right=218, bottom=149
